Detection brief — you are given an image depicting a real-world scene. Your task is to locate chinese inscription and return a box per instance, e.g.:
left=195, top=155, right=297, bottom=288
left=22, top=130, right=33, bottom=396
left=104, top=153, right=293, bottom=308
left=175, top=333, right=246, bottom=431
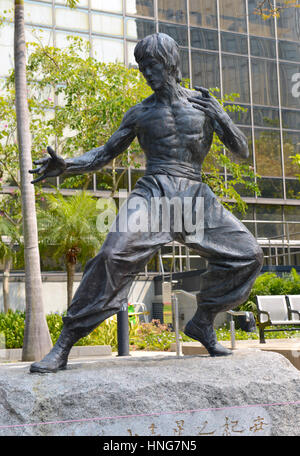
left=98, top=407, right=271, bottom=436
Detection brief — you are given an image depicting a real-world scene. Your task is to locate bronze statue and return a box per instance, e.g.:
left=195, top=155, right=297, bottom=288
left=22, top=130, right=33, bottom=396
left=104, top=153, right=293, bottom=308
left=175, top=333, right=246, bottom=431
left=29, top=33, right=263, bottom=373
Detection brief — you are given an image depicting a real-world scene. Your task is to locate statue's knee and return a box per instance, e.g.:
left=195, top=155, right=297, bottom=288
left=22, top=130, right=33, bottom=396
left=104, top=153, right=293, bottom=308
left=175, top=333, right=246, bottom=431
left=252, top=245, right=264, bottom=271
left=99, top=244, right=114, bottom=262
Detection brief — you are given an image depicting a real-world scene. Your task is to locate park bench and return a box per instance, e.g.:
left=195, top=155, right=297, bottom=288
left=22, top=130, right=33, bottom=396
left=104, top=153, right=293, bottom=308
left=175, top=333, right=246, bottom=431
left=286, top=295, right=300, bottom=321
left=256, top=295, right=300, bottom=343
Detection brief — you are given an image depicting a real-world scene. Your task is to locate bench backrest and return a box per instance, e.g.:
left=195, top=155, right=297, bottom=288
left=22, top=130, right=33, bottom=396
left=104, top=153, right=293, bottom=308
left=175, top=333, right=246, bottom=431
left=256, top=295, right=289, bottom=323
left=286, top=295, right=300, bottom=321
left=174, top=290, right=197, bottom=306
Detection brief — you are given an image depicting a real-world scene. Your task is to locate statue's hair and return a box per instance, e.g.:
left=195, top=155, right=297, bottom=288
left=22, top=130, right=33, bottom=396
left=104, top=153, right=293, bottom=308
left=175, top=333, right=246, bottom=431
left=134, top=33, right=182, bottom=83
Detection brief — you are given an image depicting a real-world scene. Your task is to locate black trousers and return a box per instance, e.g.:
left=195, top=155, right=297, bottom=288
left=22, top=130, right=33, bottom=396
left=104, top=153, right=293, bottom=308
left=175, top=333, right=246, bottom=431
left=63, top=174, right=263, bottom=334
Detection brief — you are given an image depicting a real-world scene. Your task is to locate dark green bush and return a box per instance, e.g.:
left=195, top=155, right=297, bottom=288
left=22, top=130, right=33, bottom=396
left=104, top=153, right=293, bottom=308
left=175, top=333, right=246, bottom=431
left=239, top=268, right=300, bottom=318
left=46, top=312, right=64, bottom=345
left=0, top=310, right=25, bottom=349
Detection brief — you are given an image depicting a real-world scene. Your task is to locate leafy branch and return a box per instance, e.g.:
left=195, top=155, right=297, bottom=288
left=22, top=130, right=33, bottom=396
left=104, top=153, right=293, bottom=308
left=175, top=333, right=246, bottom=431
left=254, top=0, right=300, bottom=19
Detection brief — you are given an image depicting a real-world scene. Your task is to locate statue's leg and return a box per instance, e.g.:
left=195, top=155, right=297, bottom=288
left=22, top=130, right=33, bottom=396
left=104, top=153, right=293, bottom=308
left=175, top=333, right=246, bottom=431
left=181, top=183, right=264, bottom=356
left=30, top=182, right=172, bottom=373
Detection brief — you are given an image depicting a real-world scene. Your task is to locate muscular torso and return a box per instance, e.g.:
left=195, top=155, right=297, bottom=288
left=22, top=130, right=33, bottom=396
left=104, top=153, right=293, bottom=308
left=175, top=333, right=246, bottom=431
left=134, top=88, right=214, bottom=172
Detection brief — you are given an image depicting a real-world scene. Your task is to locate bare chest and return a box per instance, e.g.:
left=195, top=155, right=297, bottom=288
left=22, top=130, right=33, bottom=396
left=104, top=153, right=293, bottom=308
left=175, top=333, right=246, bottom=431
left=137, top=102, right=207, bottom=143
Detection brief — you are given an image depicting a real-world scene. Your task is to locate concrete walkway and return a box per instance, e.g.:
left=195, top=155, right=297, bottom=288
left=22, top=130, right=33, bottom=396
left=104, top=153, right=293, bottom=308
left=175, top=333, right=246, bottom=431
left=1, top=338, right=300, bottom=371
left=171, top=338, right=300, bottom=370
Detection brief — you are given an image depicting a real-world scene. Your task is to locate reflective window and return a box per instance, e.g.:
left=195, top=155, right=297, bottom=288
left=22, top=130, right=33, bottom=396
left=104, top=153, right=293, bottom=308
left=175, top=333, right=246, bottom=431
left=282, top=109, right=300, bottom=131
left=0, top=0, right=13, bottom=20
left=286, top=179, right=300, bottom=199
left=280, top=62, right=300, bottom=109
left=127, top=41, right=138, bottom=67
left=253, top=106, right=279, bottom=128
left=250, top=37, right=276, bottom=59
left=126, top=18, right=155, bottom=40
left=221, top=32, right=248, bottom=55
left=26, top=26, right=53, bottom=48
left=256, top=204, right=283, bottom=221
left=277, top=3, right=300, bottom=42
left=130, top=169, right=147, bottom=188
left=189, top=28, right=217, bottom=51
left=248, top=0, right=275, bottom=37
left=158, top=23, right=188, bottom=47
left=0, top=23, right=13, bottom=76
left=251, top=59, right=278, bottom=106
left=25, top=1, right=53, bottom=26
left=126, top=0, right=154, bottom=17
left=92, top=13, right=123, bottom=36
left=91, top=0, right=123, bottom=13
left=56, top=7, right=89, bottom=31
left=282, top=131, right=300, bottom=178
left=278, top=40, right=300, bottom=63
left=222, top=54, right=250, bottom=103
left=92, top=37, right=124, bottom=63
left=224, top=104, right=251, bottom=125
left=257, top=222, right=283, bottom=240
left=258, top=178, right=284, bottom=199
left=227, top=176, right=256, bottom=198
left=189, top=0, right=217, bottom=29
left=284, top=205, right=300, bottom=221
left=191, top=51, right=220, bottom=91
left=26, top=26, right=53, bottom=60
left=227, top=126, right=253, bottom=167
left=158, top=0, right=187, bottom=24
left=56, top=0, right=88, bottom=6
left=254, top=129, right=282, bottom=177
left=233, top=204, right=255, bottom=220
left=55, top=32, right=89, bottom=55
left=219, top=0, right=247, bottom=33
left=179, top=48, right=189, bottom=81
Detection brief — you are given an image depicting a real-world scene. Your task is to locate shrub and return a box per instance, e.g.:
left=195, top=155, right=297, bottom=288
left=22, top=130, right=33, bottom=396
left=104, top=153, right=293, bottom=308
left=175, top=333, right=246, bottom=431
left=0, top=309, right=299, bottom=351
left=239, top=268, right=300, bottom=318
left=0, top=310, right=25, bottom=349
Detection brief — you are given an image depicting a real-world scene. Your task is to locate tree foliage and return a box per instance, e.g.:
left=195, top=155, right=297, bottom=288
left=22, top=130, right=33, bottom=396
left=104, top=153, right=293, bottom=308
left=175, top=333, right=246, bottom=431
left=254, top=0, right=300, bottom=19
left=290, top=154, right=300, bottom=181
left=38, top=190, right=104, bottom=267
left=38, top=190, right=106, bottom=307
left=0, top=35, right=260, bottom=215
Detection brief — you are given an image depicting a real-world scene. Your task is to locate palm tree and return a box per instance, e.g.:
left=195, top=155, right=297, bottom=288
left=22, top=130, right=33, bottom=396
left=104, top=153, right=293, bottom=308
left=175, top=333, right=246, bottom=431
left=14, top=1, right=52, bottom=360
left=38, top=191, right=105, bottom=308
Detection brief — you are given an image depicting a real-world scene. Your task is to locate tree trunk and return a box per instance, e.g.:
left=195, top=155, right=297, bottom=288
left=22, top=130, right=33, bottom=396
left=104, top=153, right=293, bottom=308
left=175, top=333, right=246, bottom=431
left=3, top=256, right=12, bottom=313
left=66, top=261, right=76, bottom=309
left=14, top=1, right=52, bottom=361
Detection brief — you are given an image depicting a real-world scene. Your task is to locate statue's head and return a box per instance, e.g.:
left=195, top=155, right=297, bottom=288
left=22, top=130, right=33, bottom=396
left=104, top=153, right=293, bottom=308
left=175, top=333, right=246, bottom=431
left=134, top=33, right=182, bottom=90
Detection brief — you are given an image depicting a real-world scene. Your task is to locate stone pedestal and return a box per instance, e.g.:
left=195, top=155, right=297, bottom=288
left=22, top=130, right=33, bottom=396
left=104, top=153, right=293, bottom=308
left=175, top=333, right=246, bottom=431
left=0, top=350, right=299, bottom=436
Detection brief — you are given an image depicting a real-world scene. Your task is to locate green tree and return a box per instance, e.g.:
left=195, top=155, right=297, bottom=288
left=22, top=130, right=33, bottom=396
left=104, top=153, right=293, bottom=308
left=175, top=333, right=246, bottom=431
left=23, top=36, right=152, bottom=195
left=14, top=0, right=52, bottom=361
left=38, top=191, right=105, bottom=308
left=254, top=0, right=300, bottom=19
left=290, top=154, right=300, bottom=174
left=22, top=39, right=259, bottom=212
left=200, top=90, right=260, bottom=213
left=2, top=33, right=259, bottom=214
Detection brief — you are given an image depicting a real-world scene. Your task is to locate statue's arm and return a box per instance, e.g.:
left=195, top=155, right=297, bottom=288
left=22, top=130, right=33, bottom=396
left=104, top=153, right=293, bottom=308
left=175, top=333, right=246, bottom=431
left=29, top=107, right=137, bottom=183
left=188, top=87, right=249, bottom=159
left=64, top=107, right=137, bottom=175
left=212, top=117, right=249, bottom=159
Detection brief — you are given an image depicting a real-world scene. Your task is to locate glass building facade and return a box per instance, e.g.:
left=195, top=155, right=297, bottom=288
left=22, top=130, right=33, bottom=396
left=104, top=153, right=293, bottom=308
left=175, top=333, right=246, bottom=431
left=1, top=0, right=300, bottom=270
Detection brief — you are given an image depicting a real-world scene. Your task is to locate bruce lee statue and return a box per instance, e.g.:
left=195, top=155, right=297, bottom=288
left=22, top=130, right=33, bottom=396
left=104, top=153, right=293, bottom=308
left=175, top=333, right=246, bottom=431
left=29, top=33, right=263, bottom=373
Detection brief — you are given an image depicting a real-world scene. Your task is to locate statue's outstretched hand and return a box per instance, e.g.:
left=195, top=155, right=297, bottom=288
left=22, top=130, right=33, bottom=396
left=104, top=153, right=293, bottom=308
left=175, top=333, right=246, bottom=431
left=29, top=146, right=67, bottom=184
left=188, top=86, right=226, bottom=122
